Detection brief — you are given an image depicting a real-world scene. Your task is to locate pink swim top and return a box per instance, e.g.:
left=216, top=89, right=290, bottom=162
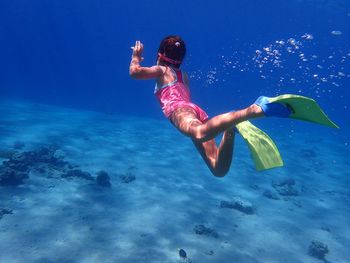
left=154, top=67, right=208, bottom=122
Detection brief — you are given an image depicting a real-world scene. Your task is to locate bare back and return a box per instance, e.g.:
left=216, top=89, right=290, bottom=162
left=156, top=66, right=189, bottom=88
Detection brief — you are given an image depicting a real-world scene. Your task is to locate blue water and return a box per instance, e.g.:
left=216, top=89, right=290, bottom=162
left=1, top=0, right=349, bottom=121
left=0, top=0, right=350, bottom=262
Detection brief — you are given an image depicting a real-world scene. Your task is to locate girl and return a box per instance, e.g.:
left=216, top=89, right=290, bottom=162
left=129, top=36, right=290, bottom=177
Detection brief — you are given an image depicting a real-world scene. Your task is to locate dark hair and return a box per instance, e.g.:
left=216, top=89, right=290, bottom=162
left=157, top=35, right=186, bottom=68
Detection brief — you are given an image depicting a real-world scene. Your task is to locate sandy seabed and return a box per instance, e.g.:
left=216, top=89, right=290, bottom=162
left=0, top=100, right=349, bottom=263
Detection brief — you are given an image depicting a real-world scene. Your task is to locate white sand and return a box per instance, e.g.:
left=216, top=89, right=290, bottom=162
left=0, top=100, right=349, bottom=263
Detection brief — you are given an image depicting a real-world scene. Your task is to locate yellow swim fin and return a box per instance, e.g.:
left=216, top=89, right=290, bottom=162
left=236, top=94, right=337, bottom=171
left=269, top=94, right=339, bottom=128
left=236, top=121, right=283, bottom=171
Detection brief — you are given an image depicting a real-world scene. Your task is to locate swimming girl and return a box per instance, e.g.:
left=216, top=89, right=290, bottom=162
left=129, top=35, right=291, bottom=177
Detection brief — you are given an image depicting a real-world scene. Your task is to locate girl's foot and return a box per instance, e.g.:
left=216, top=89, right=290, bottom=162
left=254, top=96, right=292, bottom=118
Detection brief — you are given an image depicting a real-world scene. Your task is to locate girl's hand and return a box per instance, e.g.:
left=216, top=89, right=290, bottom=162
left=131, top=40, right=144, bottom=62
left=129, top=40, right=163, bottom=79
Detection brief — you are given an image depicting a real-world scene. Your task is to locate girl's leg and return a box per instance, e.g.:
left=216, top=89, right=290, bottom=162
left=192, top=129, right=235, bottom=177
left=172, top=104, right=263, bottom=142
left=171, top=108, right=238, bottom=177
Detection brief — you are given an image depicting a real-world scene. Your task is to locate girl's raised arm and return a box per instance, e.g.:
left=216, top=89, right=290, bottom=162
left=129, top=40, right=165, bottom=80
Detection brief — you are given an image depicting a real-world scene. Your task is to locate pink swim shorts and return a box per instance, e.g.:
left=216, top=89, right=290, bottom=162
left=167, top=101, right=209, bottom=123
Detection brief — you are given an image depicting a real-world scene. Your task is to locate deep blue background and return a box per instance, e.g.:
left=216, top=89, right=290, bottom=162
left=0, top=0, right=349, bottom=126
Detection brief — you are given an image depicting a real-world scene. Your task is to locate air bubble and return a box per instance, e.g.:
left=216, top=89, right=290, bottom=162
left=288, top=38, right=296, bottom=45
left=301, top=33, right=314, bottom=40
left=243, top=33, right=348, bottom=100
left=331, top=30, right=342, bottom=36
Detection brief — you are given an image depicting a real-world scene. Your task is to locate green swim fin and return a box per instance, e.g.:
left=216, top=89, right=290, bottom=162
left=269, top=94, right=339, bottom=128
left=236, top=121, right=283, bottom=171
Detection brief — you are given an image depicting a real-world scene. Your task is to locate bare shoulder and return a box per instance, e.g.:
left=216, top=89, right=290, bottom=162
left=157, top=65, right=167, bottom=75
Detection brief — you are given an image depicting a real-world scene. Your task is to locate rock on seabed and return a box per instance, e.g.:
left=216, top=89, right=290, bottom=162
left=193, top=224, right=219, bottom=238
left=308, top=240, right=329, bottom=260
left=220, top=196, right=255, bottom=214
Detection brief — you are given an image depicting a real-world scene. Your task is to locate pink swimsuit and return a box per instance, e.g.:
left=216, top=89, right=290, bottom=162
left=154, top=68, right=209, bottom=123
